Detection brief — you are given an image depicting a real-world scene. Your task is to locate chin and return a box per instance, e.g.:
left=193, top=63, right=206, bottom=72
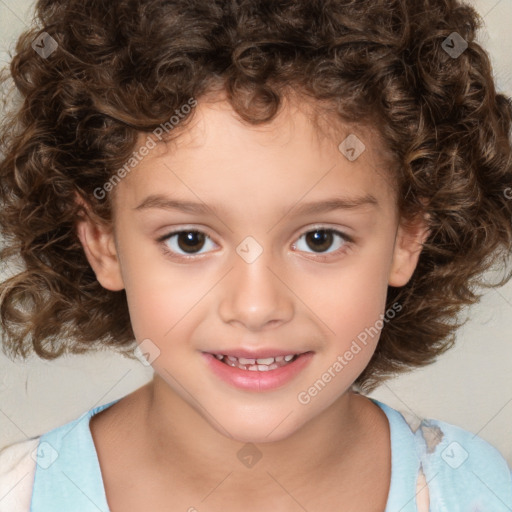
left=213, top=413, right=305, bottom=445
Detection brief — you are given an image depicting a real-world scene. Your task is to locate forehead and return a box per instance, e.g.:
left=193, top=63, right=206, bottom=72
left=115, top=93, right=397, bottom=214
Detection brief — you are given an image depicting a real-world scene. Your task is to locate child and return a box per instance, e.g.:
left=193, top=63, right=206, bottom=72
left=0, top=0, right=511, bottom=510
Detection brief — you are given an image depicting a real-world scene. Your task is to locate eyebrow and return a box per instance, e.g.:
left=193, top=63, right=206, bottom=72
left=133, top=192, right=379, bottom=216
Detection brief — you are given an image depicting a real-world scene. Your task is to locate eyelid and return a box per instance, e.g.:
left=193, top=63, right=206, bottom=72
left=156, top=223, right=354, bottom=243
left=297, top=223, right=354, bottom=242
left=155, top=224, right=216, bottom=243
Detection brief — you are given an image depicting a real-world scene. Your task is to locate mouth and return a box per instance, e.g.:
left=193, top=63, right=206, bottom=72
left=208, top=353, right=303, bottom=371
left=202, top=350, right=314, bottom=391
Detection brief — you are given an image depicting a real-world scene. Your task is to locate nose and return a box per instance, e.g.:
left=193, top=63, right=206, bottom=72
left=218, top=246, right=294, bottom=332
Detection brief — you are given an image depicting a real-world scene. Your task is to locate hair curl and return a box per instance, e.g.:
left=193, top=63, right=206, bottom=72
left=1, top=0, right=511, bottom=392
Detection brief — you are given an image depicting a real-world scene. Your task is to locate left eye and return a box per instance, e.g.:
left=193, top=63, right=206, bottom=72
left=292, top=228, right=351, bottom=255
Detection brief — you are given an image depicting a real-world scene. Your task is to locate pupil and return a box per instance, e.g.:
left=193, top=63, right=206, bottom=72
left=306, top=230, right=332, bottom=252
left=178, top=231, right=205, bottom=253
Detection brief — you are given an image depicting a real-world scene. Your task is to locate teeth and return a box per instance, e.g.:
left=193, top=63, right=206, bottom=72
left=248, top=364, right=271, bottom=371
left=214, top=353, right=300, bottom=371
left=256, top=357, right=275, bottom=365
left=239, top=357, right=256, bottom=365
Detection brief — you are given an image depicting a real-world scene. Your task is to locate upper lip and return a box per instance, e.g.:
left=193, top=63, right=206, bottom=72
left=205, top=349, right=311, bottom=359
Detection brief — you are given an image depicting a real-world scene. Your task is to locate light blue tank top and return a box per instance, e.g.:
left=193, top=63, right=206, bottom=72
left=29, top=398, right=512, bottom=511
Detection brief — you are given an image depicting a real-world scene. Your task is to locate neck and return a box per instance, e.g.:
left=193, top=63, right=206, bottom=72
left=141, top=375, right=376, bottom=493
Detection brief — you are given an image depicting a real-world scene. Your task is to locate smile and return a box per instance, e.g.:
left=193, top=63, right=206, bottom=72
left=211, top=353, right=300, bottom=371
left=202, top=351, right=314, bottom=391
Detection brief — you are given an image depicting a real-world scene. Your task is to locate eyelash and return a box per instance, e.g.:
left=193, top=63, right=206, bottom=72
left=157, top=226, right=354, bottom=262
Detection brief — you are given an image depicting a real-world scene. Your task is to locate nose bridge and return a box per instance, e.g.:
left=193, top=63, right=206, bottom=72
left=218, top=236, right=294, bottom=330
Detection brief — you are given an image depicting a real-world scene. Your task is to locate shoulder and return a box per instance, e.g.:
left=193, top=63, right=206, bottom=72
left=0, top=437, right=40, bottom=512
left=0, top=399, right=122, bottom=512
left=413, top=416, right=510, bottom=475
left=411, top=415, right=512, bottom=510
left=372, top=397, right=512, bottom=510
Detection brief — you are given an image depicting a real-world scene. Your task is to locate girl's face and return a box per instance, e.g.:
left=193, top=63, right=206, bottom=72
left=79, top=94, right=428, bottom=443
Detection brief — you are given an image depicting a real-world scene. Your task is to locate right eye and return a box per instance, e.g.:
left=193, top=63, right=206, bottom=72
left=158, top=229, right=217, bottom=259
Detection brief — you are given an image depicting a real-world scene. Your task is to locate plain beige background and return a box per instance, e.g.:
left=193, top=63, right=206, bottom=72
left=0, top=0, right=511, bottom=467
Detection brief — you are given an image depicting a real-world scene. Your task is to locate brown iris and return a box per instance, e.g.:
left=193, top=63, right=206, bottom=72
left=176, top=231, right=206, bottom=253
left=305, top=230, right=333, bottom=253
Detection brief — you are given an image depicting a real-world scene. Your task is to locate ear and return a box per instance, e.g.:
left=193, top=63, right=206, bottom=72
left=388, top=212, right=430, bottom=287
left=74, top=193, right=125, bottom=291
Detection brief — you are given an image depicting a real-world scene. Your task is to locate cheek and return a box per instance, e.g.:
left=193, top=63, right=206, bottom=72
left=125, top=271, right=205, bottom=345
left=301, top=243, right=395, bottom=373
left=311, top=250, right=392, bottom=327
left=117, top=236, right=202, bottom=343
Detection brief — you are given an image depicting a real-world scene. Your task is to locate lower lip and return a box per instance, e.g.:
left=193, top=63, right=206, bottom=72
left=202, top=352, right=314, bottom=391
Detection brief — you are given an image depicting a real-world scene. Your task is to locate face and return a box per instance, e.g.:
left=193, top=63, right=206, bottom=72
left=78, top=93, right=428, bottom=443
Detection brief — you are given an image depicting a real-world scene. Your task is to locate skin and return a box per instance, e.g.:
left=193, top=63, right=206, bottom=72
left=77, top=91, right=430, bottom=511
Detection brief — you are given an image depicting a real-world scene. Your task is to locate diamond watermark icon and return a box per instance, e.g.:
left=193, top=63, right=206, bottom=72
left=134, top=338, right=161, bottom=366
left=236, top=236, right=263, bottom=264
left=338, top=134, right=366, bottom=161
left=441, top=441, right=469, bottom=469
left=442, top=32, right=468, bottom=59
left=31, top=32, right=58, bottom=59
left=237, top=443, right=263, bottom=468
left=31, top=441, right=59, bottom=469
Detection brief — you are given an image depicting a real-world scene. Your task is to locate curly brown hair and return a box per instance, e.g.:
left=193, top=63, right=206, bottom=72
left=1, top=0, right=511, bottom=392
